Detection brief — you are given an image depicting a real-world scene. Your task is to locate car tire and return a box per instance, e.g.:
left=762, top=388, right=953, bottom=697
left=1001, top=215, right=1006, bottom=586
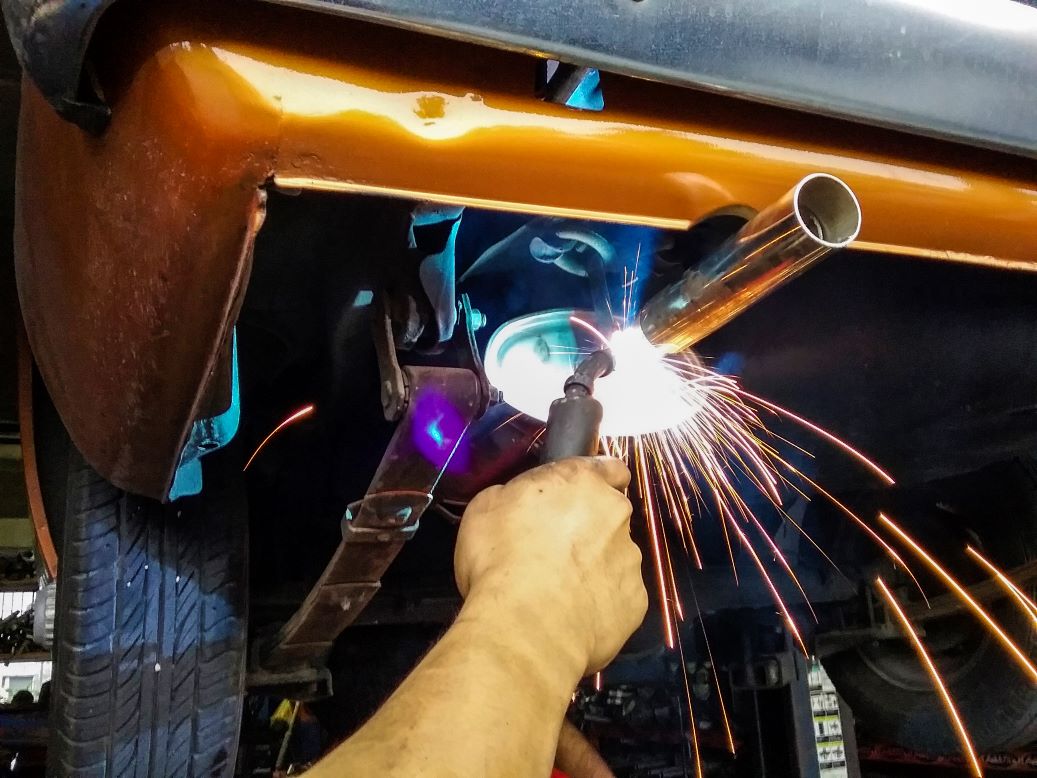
left=824, top=458, right=1037, bottom=754
left=47, top=445, right=248, bottom=777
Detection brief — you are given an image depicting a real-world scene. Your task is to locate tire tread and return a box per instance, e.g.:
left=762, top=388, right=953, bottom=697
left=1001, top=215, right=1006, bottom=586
left=48, top=451, right=246, bottom=777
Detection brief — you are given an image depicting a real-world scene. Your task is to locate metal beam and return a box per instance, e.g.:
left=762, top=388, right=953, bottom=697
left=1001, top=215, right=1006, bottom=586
left=269, top=0, right=1037, bottom=159
left=6, top=0, right=1037, bottom=156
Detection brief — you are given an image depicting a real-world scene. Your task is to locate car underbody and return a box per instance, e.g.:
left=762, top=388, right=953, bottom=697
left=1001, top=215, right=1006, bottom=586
left=4, top=0, right=1037, bottom=774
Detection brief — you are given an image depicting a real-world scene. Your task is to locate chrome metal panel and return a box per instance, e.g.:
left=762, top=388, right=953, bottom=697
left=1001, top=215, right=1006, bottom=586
left=7, top=0, right=1037, bottom=154
left=267, top=0, right=1037, bottom=158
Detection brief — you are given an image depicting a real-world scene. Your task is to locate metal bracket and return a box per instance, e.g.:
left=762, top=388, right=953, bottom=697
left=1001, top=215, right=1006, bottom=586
left=342, top=490, right=432, bottom=542
left=535, top=61, right=604, bottom=112
left=375, top=292, right=491, bottom=421
left=454, top=294, right=494, bottom=417
left=259, top=365, right=483, bottom=677
left=373, top=294, right=408, bottom=421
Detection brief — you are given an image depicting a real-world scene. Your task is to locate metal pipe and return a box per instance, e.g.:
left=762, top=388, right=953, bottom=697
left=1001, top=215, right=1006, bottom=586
left=639, top=173, right=861, bottom=353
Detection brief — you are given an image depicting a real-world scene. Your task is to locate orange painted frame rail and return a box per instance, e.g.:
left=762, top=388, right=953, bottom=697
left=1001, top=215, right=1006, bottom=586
left=14, top=2, right=1037, bottom=499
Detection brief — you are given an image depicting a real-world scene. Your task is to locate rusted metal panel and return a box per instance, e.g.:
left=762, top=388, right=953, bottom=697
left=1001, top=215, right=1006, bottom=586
left=15, top=64, right=277, bottom=497
left=14, top=3, right=1037, bottom=498
left=15, top=325, right=55, bottom=578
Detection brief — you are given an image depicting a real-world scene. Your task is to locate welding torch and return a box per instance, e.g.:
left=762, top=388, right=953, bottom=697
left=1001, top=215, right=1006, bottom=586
left=541, top=173, right=861, bottom=458
left=539, top=349, right=618, bottom=777
left=538, top=174, right=860, bottom=776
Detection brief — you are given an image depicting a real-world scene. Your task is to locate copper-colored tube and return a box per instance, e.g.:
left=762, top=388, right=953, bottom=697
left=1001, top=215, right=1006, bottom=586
left=639, top=174, right=861, bottom=353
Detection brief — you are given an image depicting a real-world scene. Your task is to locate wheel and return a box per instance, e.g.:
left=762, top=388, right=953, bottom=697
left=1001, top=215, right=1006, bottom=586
left=47, top=442, right=248, bottom=777
left=824, top=458, right=1037, bottom=754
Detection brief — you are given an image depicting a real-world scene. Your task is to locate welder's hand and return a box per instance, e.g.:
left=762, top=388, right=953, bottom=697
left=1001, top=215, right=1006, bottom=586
left=455, top=457, right=648, bottom=677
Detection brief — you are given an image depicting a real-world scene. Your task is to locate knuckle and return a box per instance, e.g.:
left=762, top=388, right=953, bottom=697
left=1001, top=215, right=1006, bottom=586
left=467, top=484, right=502, bottom=513
left=551, top=458, right=587, bottom=481
left=626, top=540, right=643, bottom=567
left=634, top=585, right=649, bottom=618
left=606, top=492, right=633, bottom=523
left=601, top=456, right=631, bottom=481
left=566, top=465, right=590, bottom=483
left=615, top=492, right=634, bottom=515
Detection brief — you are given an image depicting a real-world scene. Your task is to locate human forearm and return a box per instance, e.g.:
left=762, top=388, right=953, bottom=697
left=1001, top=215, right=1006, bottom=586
left=308, top=589, right=583, bottom=777
left=307, top=458, right=647, bottom=777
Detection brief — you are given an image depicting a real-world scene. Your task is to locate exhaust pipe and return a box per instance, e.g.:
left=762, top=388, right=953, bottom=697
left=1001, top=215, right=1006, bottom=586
left=639, top=173, right=861, bottom=353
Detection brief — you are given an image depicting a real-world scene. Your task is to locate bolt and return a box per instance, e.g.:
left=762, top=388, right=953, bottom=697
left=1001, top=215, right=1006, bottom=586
left=470, top=308, right=488, bottom=331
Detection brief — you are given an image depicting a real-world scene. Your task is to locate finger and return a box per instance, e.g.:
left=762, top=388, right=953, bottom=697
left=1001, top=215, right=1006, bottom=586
left=629, top=581, right=649, bottom=624
left=602, top=491, right=634, bottom=533
left=555, top=720, right=616, bottom=778
left=615, top=543, right=648, bottom=611
left=617, top=535, right=643, bottom=571
left=452, top=552, right=472, bottom=598
left=512, top=456, right=630, bottom=493
left=583, top=456, right=631, bottom=491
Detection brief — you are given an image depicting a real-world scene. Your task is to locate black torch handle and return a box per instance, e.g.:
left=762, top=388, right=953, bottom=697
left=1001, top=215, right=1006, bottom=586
left=541, top=389, right=604, bottom=463
left=541, top=349, right=612, bottom=463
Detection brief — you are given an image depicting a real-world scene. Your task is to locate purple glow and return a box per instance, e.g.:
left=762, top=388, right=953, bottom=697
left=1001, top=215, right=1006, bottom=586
left=411, top=390, right=470, bottom=473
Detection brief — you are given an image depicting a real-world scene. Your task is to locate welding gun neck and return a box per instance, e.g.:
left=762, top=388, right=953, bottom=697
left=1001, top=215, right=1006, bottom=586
left=542, top=349, right=612, bottom=463
left=564, top=349, right=615, bottom=396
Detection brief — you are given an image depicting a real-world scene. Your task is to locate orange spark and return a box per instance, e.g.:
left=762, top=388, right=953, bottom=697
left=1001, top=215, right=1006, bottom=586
left=880, top=513, right=1037, bottom=684
left=874, top=577, right=983, bottom=777
left=743, top=391, right=896, bottom=486
left=635, top=440, right=676, bottom=649
left=786, top=469, right=928, bottom=604
left=243, top=404, right=316, bottom=471
left=689, top=585, right=736, bottom=755
left=663, top=531, right=686, bottom=622
left=746, top=512, right=818, bottom=623
left=527, top=426, right=547, bottom=454
left=568, top=315, right=612, bottom=347
left=675, top=630, right=704, bottom=778
left=490, top=411, right=525, bottom=434
left=965, top=545, right=1037, bottom=628
left=725, top=513, right=809, bottom=657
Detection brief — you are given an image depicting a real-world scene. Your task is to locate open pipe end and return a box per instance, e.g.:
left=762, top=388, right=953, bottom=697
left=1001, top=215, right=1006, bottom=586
left=794, top=173, right=862, bottom=248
